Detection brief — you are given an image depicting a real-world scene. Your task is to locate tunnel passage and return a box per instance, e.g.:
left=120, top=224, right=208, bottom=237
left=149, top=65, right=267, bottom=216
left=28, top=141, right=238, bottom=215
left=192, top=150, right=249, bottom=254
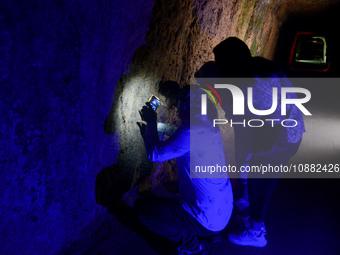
left=2, top=0, right=340, bottom=254
left=102, top=0, right=340, bottom=210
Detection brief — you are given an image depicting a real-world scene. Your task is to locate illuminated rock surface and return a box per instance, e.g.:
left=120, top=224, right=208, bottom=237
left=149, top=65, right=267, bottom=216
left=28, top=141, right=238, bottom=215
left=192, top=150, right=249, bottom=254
left=1, top=0, right=340, bottom=254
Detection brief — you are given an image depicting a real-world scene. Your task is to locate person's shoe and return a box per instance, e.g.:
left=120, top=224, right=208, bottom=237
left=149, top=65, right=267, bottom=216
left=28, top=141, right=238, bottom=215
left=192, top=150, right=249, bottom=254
left=177, top=242, right=207, bottom=255
left=228, top=224, right=267, bottom=247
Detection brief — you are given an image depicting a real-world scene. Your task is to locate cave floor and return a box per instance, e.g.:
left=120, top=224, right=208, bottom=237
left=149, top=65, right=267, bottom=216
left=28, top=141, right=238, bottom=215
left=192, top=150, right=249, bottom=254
left=60, top=179, right=340, bottom=255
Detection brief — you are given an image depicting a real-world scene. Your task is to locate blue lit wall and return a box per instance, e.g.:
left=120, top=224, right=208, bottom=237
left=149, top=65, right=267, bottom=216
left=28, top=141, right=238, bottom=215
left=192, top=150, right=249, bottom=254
left=0, top=0, right=153, bottom=253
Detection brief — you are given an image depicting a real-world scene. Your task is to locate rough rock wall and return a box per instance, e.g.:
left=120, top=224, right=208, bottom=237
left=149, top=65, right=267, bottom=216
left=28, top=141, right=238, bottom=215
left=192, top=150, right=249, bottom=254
left=103, top=0, right=284, bottom=198
left=0, top=0, right=153, bottom=254
left=106, top=0, right=340, bottom=194
left=2, top=0, right=340, bottom=254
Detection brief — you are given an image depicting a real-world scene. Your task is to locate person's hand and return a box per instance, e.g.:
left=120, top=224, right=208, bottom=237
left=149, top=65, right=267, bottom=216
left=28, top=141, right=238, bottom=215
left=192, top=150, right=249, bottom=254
left=140, top=102, right=157, bottom=123
left=137, top=110, right=147, bottom=136
left=137, top=102, right=157, bottom=136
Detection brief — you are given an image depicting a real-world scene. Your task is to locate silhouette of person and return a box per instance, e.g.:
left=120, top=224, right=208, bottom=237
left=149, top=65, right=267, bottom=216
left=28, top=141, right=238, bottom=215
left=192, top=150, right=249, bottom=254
left=134, top=85, right=233, bottom=254
left=195, top=37, right=305, bottom=247
left=136, top=81, right=180, bottom=198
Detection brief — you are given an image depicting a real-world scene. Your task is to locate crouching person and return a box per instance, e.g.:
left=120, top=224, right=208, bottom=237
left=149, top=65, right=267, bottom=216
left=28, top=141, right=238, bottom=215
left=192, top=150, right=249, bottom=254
left=135, top=86, right=233, bottom=254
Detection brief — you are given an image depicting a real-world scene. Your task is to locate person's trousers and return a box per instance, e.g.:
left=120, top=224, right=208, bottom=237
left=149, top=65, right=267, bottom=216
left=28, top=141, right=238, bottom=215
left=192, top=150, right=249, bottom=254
left=134, top=197, right=217, bottom=250
left=248, top=140, right=302, bottom=223
left=247, top=178, right=279, bottom=223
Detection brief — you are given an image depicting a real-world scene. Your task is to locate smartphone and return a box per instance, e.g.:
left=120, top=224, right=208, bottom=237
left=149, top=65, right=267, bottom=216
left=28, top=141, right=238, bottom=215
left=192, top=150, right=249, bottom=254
left=148, top=94, right=161, bottom=111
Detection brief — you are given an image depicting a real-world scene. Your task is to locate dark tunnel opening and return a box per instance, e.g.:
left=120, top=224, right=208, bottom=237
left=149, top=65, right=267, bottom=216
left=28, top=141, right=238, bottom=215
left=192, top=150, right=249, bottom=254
left=274, top=3, right=340, bottom=77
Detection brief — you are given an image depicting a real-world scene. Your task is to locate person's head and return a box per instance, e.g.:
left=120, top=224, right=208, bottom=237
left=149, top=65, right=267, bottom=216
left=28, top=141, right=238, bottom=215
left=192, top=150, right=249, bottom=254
left=251, top=56, right=284, bottom=78
left=158, top=80, right=180, bottom=109
left=213, top=37, right=252, bottom=76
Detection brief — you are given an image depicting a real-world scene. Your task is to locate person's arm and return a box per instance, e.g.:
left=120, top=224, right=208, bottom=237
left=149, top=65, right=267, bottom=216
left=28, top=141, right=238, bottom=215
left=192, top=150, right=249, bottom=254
left=140, top=103, right=189, bottom=162
left=144, top=123, right=189, bottom=162
left=157, top=123, right=178, bottom=137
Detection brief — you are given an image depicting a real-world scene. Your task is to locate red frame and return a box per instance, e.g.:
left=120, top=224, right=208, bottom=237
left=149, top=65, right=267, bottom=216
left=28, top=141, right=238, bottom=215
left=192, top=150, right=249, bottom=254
left=288, top=31, right=330, bottom=72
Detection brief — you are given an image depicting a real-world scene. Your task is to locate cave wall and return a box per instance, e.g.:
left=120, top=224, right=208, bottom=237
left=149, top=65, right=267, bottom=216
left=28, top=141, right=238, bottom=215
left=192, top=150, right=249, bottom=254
left=103, top=0, right=285, bottom=201
left=2, top=0, right=340, bottom=254
left=0, top=0, right=154, bottom=254
left=107, top=0, right=340, bottom=188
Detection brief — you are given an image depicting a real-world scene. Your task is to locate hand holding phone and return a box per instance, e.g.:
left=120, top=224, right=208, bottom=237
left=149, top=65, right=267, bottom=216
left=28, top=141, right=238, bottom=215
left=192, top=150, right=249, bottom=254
left=148, top=94, right=161, bottom=111
left=140, top=101, right=157, bottom=125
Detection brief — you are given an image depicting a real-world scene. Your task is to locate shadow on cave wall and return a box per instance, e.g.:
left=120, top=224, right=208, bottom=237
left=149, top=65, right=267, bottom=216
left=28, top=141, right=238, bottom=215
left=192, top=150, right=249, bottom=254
left=94, top=42, right=182, bottom=255
left=96, top=45, right=157, bottom=209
